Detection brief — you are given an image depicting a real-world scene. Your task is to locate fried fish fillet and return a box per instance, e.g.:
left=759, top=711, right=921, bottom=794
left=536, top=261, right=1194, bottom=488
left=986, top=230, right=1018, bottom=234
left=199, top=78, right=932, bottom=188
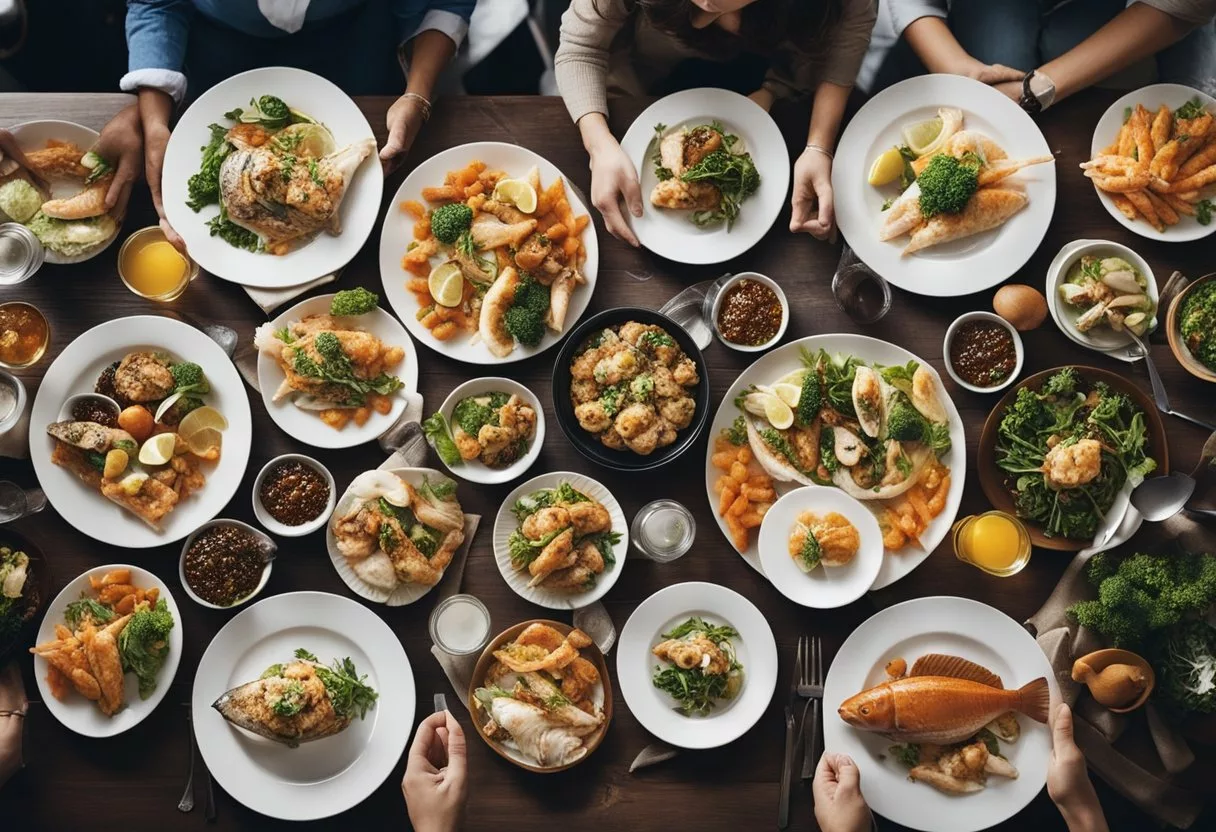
left=650, top=179, right=721, bottom=211
left=903, top=189, right=1027, bottom=254
left=213, top=659, right=350, bottom=747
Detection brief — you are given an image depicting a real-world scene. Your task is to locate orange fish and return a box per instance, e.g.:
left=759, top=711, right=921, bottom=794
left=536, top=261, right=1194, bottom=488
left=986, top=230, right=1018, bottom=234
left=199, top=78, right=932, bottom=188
left=838, top=654, right=1049, bottom=745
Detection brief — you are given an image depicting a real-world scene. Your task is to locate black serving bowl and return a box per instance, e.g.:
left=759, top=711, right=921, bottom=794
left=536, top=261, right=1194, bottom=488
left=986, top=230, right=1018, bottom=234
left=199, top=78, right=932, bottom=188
left=551, top=307, right=710, bottom=472
left=0, top=527, right=50, bottom=663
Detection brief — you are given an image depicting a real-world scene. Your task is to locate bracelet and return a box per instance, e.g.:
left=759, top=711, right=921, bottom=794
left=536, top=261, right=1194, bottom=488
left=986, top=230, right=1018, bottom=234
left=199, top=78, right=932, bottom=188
left=402, top=92, right=432, bottom=122
left=0, top=709, right=25, bottom=719
left=805, top=144, right=834, bottom=160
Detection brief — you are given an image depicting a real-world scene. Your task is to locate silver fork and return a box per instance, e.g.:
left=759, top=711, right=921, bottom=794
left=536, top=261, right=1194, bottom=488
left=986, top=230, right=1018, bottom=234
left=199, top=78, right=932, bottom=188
left=800, top=636, right=824, bottom=780
left=178, top=708, right=196, bottom=812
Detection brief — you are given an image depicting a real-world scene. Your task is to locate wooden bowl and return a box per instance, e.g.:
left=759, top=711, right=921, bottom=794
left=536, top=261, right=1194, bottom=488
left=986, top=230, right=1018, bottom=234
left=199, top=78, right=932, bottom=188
left=977, top=366, right=1169, bottom=551
left=467, top=619, right=613, bottom=773
left=0, top=527, right=50, bottom=662
left=1072, top=648, right=1155, bottom=714
left=1166, top=272, right=1216, bottom=383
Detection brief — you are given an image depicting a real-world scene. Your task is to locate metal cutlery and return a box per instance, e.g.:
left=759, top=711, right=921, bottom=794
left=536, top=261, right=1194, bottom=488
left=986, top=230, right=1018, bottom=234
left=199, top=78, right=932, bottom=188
left=799, top=635, right=824, bottom=780
left=1124, top=329, right=1216, bottom=433
left=178, top=708, right=196, bottom=812
left=777, top=635, right=804, bottom=829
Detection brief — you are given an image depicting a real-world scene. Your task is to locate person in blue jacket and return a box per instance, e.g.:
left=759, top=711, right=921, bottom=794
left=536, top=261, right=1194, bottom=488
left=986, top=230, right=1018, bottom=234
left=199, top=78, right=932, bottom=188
left=121, top=0, right=476, bottom=246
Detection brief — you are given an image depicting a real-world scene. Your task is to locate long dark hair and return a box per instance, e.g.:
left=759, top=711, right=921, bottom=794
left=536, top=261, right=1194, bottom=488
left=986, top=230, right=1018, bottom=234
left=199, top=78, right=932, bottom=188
left=618, top=0, right=844, bottom=58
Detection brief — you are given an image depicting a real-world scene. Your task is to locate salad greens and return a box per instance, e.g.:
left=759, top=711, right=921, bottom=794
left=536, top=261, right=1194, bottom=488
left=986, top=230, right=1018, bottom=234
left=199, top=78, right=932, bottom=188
left=293, top=648, right=378, bottom=720
left=118, top=598, right=175, bottom=699
left=651, top=121, right=761, bottom=230
left=652, top=617, right=743, bottom=716
left=0, top=546, right=31, bottom=644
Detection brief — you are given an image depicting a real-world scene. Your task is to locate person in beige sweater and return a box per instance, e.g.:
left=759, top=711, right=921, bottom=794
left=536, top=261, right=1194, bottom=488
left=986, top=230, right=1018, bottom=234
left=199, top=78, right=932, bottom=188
left=555, top=0, right=877, bottom=245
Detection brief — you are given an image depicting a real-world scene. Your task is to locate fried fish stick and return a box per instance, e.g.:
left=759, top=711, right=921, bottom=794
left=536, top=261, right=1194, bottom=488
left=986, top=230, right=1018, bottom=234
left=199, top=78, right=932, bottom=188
left=1117, top=119, right=1135, bottom=157
left=1164, top=194, right=1195, bottom=216
left=1150, top=104, right=1172, bottom=153
left=1167, top=163, right=1216, bottom=193
left=1149, top=139, right=1181, bottom=178
left=1087, top=170, right=1151, bottom=192
left=1124, top=190, right=1163, bottom=231
left=1145, top=190, right=1179, bottom=225
left=83, top=626, right=125, bottom=716
left=1110, top=193, right=1139, bottom=221
left=1132, top=106, right=1154, bottom=168
left=976, top=155, right=1054, bottom=187
left=1177, top=140, right=1216, bottom=179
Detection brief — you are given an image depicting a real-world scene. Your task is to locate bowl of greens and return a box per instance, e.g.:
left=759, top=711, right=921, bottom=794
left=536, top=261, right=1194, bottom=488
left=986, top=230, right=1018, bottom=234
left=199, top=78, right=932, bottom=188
left=1167, top=272, right=1216, bottom=384
left=0, top=529, right=46, bottom=662
left=977, top=366, right=1167, bottom=550
left=422, top=377, right=545, bottom=485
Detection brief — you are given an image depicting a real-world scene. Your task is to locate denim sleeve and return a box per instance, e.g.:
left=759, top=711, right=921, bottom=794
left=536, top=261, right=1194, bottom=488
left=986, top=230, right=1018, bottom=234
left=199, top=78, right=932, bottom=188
left=888, top=0, right=949, bottom=36
left=394, top=0, right=476, bottom=46
left=125, top=0, right=193, bottom=73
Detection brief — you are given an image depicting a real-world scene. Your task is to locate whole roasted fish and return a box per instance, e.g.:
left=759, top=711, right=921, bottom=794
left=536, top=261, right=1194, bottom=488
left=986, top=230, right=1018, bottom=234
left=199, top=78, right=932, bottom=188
left=838, top=653, right=1049, bottom=745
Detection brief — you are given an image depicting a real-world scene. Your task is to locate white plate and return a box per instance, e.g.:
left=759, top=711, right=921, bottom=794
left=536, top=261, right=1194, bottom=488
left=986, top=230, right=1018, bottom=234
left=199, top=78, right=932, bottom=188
left=1090, top=84, right=1216, bottom=242
left=703, top=334, right=966, bottom=590
left=492, top=471, right=628, bottom=611
left=432, top=377, right=545, bottom=484
left=257, top=294, right=418, bottom=449
left=757, top=486, right=884, bottom=609
left=616, top=582, right=777, bottom=750
left=326, top=467, right=462, bottom=606
left=33, top=564, right=183, bottom=738
left=1045, top=239, right=1158, bottom=362
left=5, top=120, right=119, bottom=264
left=834, top=75, right=1056, bottom=296
left=192, top=591, right=413, bottom=821
left=823, top=597, right=1057, bottom=832
left=162, top=67, right=384, bottom=287
left=30, top=316, right=253, bottom=548
left=379, top=141, right=599, bottom=364
left=619, top=88, right=789, bottom=264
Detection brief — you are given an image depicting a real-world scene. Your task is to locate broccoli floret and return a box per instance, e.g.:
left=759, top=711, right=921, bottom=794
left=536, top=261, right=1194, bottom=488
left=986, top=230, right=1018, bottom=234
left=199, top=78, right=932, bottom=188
left=795, top=373, right=821, bottom=428
left=118, top=598, right=175, bottom=699
left=430, top=203, right=474, bottom=245
left=886, top=397, right=925, bottom=442
left=186, top=123, right=231, bottom=212
left=169, top=362, right=209, bottom=396
left=917, top=153, right=981, bottom=218
left=330, top=287, right=379, bottom=317
left=503, top=275, right=550, bottom=347
left=256, top=95, right=290, bottom=127
left=314, top=331, right=345, bottom=362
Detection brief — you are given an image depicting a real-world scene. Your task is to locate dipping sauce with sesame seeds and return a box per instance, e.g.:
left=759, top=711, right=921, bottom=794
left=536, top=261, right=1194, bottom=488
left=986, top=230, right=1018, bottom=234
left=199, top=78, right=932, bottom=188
left=70, top=395, right=119, bottom=427
left=716, top=279, right=783, bottom=346
left=949, top=320, right=1017, bottom=388
left=183, top=524, right=267, bottom=607
left=259, top=459, right=330, bottom=526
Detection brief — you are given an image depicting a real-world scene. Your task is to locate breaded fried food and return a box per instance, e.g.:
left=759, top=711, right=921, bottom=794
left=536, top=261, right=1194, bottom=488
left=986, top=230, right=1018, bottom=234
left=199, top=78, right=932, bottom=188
left=903, top=189, right=1027, bottom=255
left=23, top=140, right=88, bottom=179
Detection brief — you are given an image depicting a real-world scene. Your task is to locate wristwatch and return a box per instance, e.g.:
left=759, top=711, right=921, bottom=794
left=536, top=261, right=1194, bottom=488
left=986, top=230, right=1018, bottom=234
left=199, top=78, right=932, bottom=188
left=1019, top=71, right=1056, bottom=115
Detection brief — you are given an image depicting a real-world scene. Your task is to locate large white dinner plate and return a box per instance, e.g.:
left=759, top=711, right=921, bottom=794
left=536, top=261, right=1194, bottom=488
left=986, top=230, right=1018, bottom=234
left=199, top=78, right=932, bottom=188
left=33, top=564, right=183, bottom=738
left=834, top=75, right=1056, bottom=296
left=192, top=592, right=414, bottom=821
left=379, top=141, right=599, bottom=364
left=823, top=597, right=1057, bottom=832
left=492, top=471, right=628, bottom=611
left=703, top=334, right=966, bottom=590
left=30, top=315, right=253, bottom=548
left=257, top=294, right=419, bottom=449
left=1090, top=84, right=1216, bottom=242
left=617, top=582, right=777, bottom=750
left=326, top=467, right=462, bottom=606
left=162, top=66, right=384, bottom=288
left=757, top=486, right=884, bottom=609
left=619, top=88, right=789, bottom=264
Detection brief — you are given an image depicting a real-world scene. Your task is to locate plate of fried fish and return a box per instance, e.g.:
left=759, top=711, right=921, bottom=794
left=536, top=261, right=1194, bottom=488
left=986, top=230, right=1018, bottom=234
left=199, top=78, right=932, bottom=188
left=31, top=565, right=181, bottom=738
left=192, top=591, right=412, bottom=820
left=29, top=316, right=252, bottom=548
left=619, top=88, right=788, bottom=264
left=162, top=66, right=383, bottom=287
left=824, top=596, right=1057, bottom=832
left=834, top=75, right=1056, bottom=296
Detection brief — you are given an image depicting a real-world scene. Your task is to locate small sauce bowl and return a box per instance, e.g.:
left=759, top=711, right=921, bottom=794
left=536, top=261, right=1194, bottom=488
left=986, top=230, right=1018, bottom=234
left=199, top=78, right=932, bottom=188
left=709, top=272, right=789, bottom=353
left=58, top=393, right=121, bottom=424
left=179, top=518, right=275, bottom=610
left=943, top=311, right=1024, bottom=394
left=252, top=453, right=336, bottom=538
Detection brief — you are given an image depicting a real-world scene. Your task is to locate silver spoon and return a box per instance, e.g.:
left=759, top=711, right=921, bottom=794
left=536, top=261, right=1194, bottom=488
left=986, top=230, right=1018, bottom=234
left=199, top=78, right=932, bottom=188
left=1131, top=472, right=1197, bottom=522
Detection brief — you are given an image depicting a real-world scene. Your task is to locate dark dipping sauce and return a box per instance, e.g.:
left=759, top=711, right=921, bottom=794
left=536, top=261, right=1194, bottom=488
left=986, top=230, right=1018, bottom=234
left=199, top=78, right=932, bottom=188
left=70, top=396, right=119, bottom=427
left=949, top=321, right=1016, bottom=388
left=259, top=460, right=330, bottom=526
left=717, top=279, right=783, bottom=346
left=184, top=524, right=267, bottom=607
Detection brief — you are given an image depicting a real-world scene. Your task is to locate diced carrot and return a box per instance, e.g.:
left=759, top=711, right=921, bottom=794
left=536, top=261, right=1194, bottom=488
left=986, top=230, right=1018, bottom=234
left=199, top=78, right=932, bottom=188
left=413, top=217, right=431, bottom=240
left=399, top=199, right=426, bottom=219
left=736, top=446, right=752, bottom=464
left=740, top=511, right=765, bottom=529
left=729, top=461, right=748, bottom=483
left=727, top=494, right=749, bottom=517
left=718, top=485, right=738, bottom=516
left=711, top=450, right=736, bottom=469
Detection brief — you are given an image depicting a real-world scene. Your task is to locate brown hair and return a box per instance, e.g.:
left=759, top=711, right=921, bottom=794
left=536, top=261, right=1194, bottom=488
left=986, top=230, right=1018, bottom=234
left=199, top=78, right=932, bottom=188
left=617, top=0, right=844, bottom=59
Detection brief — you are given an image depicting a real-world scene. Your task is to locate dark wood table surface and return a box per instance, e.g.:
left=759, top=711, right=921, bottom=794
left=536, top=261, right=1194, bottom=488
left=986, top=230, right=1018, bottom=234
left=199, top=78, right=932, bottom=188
left=0, top=91, right=1212, bottom=832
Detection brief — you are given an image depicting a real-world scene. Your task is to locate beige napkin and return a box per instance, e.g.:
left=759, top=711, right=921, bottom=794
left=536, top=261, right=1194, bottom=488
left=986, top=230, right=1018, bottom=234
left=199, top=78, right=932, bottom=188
left=1026, top=435, right=1216, bottom=829
left=0, top=661, right=27, bottom=787
left=241, top=273, right=336, bottom=315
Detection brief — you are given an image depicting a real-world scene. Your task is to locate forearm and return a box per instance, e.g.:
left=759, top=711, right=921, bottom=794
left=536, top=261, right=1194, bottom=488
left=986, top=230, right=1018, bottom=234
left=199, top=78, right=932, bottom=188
left=577, top=113, right=617, bottom=156
left=806, top=82, right=850, bottom=150
left=138, top=87, right=174, bottom=134
left=403, top=29, right=456, bottom=99
left=903, top=16, right=979, bottom=74
left=1039, top=4, right=1193, bottom=100
left=1059, top=803, right=1110, bottom=832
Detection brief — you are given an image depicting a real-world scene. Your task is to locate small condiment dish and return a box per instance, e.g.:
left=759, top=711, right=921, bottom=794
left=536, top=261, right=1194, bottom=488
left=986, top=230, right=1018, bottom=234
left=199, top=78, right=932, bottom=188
left=709, top=271, right=789, bottom=353
left=57, top=393, right=121, bottom=424
left=431, top=377, right=545, bottom=485
left=252, top=453, right=336, bottom=537
left=1166, top=271, right=1216, bottom=383
left=1071, top=648, right=1155, bottom=714
left=178, top=518, right=276, bottom=610
left=943, top=311, right=1024, bottom=394
left=1046, top=240, right=1158, bottom=361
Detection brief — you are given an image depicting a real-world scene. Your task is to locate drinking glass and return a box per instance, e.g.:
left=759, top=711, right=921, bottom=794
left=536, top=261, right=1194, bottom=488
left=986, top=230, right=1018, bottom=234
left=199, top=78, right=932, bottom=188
left=429, top=594, right=492, bottom=656
left=832, top=243, right=891, bottom=324
left=631, top=499, right=695, bottom=562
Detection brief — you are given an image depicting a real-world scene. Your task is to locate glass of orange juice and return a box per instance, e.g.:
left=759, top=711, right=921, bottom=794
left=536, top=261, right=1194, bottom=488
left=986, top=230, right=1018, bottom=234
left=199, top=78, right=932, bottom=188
left=117, top=226, right=198, bottom=301
left=952, top=510, right=1031, bottom=577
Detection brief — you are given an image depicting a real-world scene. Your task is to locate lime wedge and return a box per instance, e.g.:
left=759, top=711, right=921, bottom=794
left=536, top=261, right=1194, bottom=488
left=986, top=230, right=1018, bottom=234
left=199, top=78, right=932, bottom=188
left=492, top=178, right=538, bottom=214
left=763, top=395, right=794, bottom=431
left=868, top=147, right=905, bottom=187
left=138, top=432, right=177, bottom=466
left=177, top=406, right=228, bottom=439
left=277, top=123, right=335, bottom=159
left=428, top=261, right=465, bottom=308
left=902, top=117, right=943, bottom=157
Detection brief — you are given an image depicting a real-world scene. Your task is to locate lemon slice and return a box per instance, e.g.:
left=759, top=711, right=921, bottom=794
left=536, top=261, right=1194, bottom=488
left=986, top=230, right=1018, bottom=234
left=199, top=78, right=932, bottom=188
left=492, top=178, right=538, bottom=214
left=138, top=432, right=177, bottom=466
left=188, top=427, right=223, bottom=456
left=277, top=123, right=336, bottom=159
left=177, top=406, right=228, bottom=438
left=773, top=383, right=803, bottom=408
left=902, top=117, right=944, bottom=157
left=867, top=147, right=905, bottom=187
left=763, top=395, right=794, bottom=430
left=428, top=261, right=465, bottom=308
left=154, top=392, right=184, bottom=424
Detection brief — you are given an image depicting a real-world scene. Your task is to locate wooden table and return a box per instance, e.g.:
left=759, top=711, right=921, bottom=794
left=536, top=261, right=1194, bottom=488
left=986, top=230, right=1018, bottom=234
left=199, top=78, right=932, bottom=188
left=0, top=91, right=1212, bottom=832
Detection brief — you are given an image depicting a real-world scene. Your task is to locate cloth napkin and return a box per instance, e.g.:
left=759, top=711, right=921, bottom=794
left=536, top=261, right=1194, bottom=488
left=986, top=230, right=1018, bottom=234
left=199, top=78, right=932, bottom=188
left=1026, top=432, right=1216, bottom=830
left=0, top=660, right=27, bottom=787
left=241, top=273, right=336, bottom=315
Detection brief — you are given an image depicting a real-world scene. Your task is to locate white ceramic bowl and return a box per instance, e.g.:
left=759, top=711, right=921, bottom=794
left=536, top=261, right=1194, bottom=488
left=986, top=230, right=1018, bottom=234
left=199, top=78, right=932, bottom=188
left=431, top=377, right=545, bottom=485
left=1046, top=239, right=1158, bottom=358
left=709, top=271, right=790, bottom=353
left=57, top=392, right=120, bottom=423
left=252, top=453, right=336, bottom=537
left=943, top=311, right=1024, bottom=394
left=179, top=518, right=276, bottom=609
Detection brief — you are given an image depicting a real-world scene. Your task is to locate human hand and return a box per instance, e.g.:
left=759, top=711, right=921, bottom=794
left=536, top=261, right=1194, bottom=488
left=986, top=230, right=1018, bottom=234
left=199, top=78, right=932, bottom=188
left=140, top=97, right=185, bottom=252
left=402, top=710, right=467, bottom=832
left=0, top=661, right=27, bottom=789
left=1048, top=703, right=1108, bottom=832
left=588, top=137, right=642, bottom=247
left=93, top=104, right=143, bottom=218
left=380, top=93, right=427, bottom=175
left=993, top=80, right=1024, bottom=103
left=955, top=59, right=1025, bottom=88
left=790, top=146, right=834, bottom=240
left=813, top=753, right=871, bottom=832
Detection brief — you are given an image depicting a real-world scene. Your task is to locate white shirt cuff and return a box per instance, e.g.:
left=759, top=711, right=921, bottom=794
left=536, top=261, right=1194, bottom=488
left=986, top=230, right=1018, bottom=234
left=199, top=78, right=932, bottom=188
left=408, top=9, right=468, bottom=49
left=120, top=68, right=188, bottom=104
